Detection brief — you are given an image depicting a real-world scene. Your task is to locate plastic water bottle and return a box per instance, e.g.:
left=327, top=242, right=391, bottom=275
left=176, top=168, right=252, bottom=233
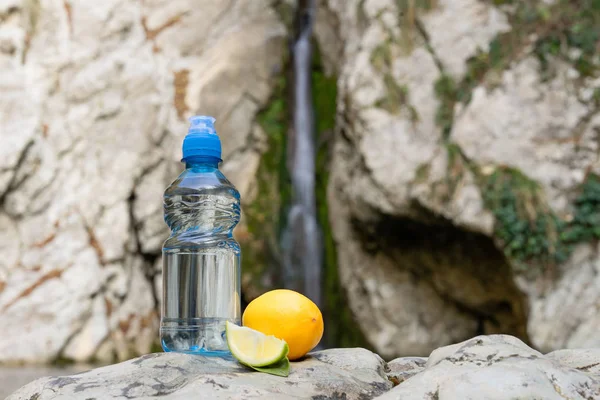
left=160, top=116, right=241, bottom=356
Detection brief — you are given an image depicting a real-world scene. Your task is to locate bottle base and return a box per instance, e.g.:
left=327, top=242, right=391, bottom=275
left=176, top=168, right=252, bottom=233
left=161, top=341, right=234, bottom=359
left=160, top=317, right=238, bottom=358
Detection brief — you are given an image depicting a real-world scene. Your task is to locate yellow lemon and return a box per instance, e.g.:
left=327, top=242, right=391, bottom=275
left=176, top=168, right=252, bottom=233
left=242, top=289, right=324, bottom=360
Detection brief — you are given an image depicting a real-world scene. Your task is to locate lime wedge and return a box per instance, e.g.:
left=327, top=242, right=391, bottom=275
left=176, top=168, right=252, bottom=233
left=226, top=321, right=289, bottom=367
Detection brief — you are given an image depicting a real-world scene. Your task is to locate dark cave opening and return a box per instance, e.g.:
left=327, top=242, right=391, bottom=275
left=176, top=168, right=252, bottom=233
left=352, top=210, right=531, bottom=345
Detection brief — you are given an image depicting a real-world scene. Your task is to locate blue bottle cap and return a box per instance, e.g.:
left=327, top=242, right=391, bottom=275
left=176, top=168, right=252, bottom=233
left=182, top=115, right=222, bottom=161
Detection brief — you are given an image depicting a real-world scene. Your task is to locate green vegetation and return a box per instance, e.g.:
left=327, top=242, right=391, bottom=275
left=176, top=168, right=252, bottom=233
left=529, top=0, right=600, bottom=79
left=479, top=168, right=600, bottom=271
left=479, top=167, right=567, bottom=270
left=375, top=74, right=414, bottom=119
left=370, top=40, right=393, bottom=73
left=433, top=75, right=458, bottom=138
left=370, top=42, right=419, bottom=120
left=394, top=0, right=438, bottom=14
left=312, top=48, right=338, bottom=134
left=593, top=88, right=600, bottom=107
left=242, top=73, right=290, bottom=299
left=486, top=0, right=600, bottom=80
left=359, top=0, right=439, bottom=38
left=424, top=143, right=469, bottom=205
left=444, top=143, right=467, bottom=200
left=561, top=174, right=600, bottom=244
left=53, top=355, right=75, bottom=367
left=312, top=42, right=371, bottom=349
left=394, top=0, right=439, bottom=39
left=432, top=42, right=513, bottom=137
left=414, top=163, right=431, bottom=183
left=272, top=0, right=295, bottom=29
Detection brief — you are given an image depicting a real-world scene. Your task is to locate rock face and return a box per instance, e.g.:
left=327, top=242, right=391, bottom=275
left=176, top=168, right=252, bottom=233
left=318, top=0, right=600, bottom=357
left=0, top=0, right=286, bottom=363
left=7, top=348, right=392, bottom=400
left=380, top=335, right=600, bottom=400
left=2, top=0, right=600, bottom=366
left=8, top=336, right=600, bottom=400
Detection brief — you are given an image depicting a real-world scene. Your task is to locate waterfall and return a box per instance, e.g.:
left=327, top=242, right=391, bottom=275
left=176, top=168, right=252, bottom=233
left=282, top=0, right=323, bottom=309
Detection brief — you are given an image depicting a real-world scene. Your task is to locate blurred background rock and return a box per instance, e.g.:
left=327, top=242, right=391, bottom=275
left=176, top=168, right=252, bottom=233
left=0, top=0, right=599, bottom=382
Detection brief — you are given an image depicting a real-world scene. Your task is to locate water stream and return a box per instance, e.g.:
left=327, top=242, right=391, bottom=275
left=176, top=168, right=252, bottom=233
left=282, top=0, right=323, bottom=309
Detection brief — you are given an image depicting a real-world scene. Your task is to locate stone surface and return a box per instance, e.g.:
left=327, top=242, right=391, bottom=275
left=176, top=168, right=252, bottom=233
left=7, top=348, right=392, bottom=400
left=385, top=356, right=426, bottom=385
left=8, top=339, right=600, bottom=399
left=524, top=243, right=600, bottom=353
left=420, top=0, right=511, bottom=78
left=378, top=335, right=600, bottom=400
left=0, top=0, right=286, bottom=363
left=546, top=348, right=600, bottom=378
left=0, top=365, right=91, bottom=400
left=318, top=0, right=600, bottom=358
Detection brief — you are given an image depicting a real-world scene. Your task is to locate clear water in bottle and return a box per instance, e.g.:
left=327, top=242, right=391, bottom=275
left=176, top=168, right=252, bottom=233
left=160, top=116, right=241, bottom=356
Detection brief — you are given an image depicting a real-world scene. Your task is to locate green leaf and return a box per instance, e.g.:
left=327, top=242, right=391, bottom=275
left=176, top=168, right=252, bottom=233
left=242, top=357, right=290, bottom=377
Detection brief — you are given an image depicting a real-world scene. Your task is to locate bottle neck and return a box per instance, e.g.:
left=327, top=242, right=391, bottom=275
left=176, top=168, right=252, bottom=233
left=184, top=156, right=221, bottom=169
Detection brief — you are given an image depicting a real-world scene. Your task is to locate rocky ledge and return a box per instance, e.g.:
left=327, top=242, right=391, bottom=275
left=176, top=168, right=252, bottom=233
left=8, top=335, right=600, bottom=399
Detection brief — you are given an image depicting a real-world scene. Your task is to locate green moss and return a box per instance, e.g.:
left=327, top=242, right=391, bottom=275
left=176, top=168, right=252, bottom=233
left=593, top=88, right=600, bottom=107
left=394, top=0, right=439, bottom=23
left=150, top=342, right=163, bottom=353
left=370, top=72, right=418, bottom=121
left=393, top=0, right=439, bottom=50
left=242, top=72, right=290, bottom=300
left=272, top=0, right=295, bottom=29
left=479, top=167, right=567, bottom=270
left=433, top=37, right=514, bottom=136
left=316, top=150, right=370, bottom=349
left=368, top=27, right=416, bottom=119
left=561, top=174, right=600, bottom=244
left=312, top=46, right=338, bottom=133
left=428, top=143, right=468, bottom=203
left=367, top=1, right=435, bottom=120
left=312, top=41, right=372, bottom=350
left=497, top=1, right=599, bottom=79
left=433, top=49, right=505, bottom=136
left=460, top=51, right=498, bottom=102
left=429, top=131, right=600, bottom=273
left=529, top=0, right=600, bottom=78
left=477, top=167, right=600, bottom=271
left=446, top=142, right=462, bottom=164
left=370, top=40, right=393, bottom=73
left=375, top=74, right=409, bottom=114
left=434, top=75, right=458, bottom=138
left=357, top=0, right=369, bottom=31
left=445, top=143, right=466, bottom=187
left=415, top=163, right=431, bottom=183
left=52, top=355, right=75, bottom=367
